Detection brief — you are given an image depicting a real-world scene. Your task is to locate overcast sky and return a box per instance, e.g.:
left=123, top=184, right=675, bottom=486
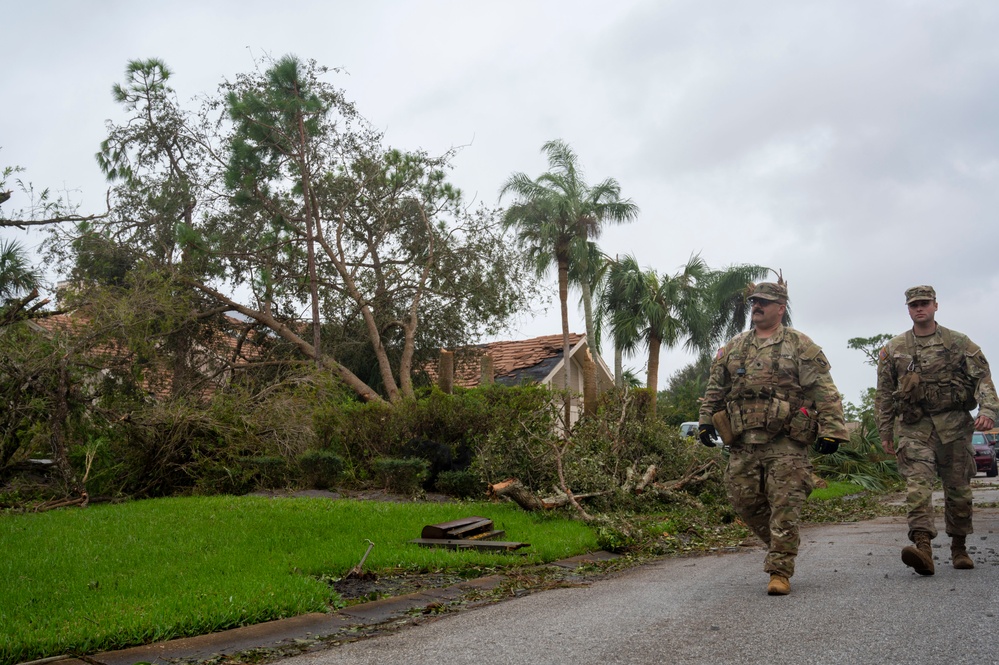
left=4, top=0, right=999, bottom=407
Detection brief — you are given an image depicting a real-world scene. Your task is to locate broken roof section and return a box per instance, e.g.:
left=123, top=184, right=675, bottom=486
left=427, top=333, right=614, bottom=392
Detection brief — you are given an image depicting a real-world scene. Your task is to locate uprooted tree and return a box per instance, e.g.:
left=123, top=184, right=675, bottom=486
left=43, top=56, right=538, bottom=405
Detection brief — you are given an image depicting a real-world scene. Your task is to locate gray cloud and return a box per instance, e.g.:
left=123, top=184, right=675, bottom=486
left=3, top=0, right=999, bottom=405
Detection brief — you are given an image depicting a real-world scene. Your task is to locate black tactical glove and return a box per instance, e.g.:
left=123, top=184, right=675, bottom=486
left=698, top=423, right=717, bottom=448
left=814, top=437, right=842, bottom=455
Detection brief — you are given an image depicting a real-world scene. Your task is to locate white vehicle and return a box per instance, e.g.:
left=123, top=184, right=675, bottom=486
left=680, top=420, right=722, bottom=445
left=680, top=422, right=699, bottom=437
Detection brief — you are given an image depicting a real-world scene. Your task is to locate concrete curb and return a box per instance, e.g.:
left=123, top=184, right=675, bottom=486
left=36, top=552, right=620, bottom=665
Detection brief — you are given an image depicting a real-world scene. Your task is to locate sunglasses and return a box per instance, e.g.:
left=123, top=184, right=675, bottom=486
left=907, top=300, right=934, bottom=309
left=748, top=298, right=782, bottom=307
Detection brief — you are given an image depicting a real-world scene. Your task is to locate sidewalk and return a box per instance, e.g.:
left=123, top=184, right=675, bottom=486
left=38, top=551, right=620, bottom=665
left=884, top=474, right=999, bottom=506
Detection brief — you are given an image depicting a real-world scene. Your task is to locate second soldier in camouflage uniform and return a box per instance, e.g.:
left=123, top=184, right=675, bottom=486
left=698, top=282, right=848, bottom=596
left=875, top=285, right=998, bottom=575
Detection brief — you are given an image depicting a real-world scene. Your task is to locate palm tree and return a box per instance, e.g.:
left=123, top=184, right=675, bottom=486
left=540, top=141, right=638, bottom=368
left=602, top=254, right=710, bottom=414
left=601, top=255, right=771, bottom=415
left=594, top=252, right=634, bottom=389
left=501, top=140, right=638, bottom=424
left=570, top=240, right=615, bottom=379
left=0, top=239, right=41, bottom=302
left=499, top=194, right=573, bottom=425
left=700, top=264, right=774, bottom=351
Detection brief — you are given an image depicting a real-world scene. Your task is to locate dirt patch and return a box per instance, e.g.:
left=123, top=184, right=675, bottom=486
left=331, top=570, right=471, bottom=604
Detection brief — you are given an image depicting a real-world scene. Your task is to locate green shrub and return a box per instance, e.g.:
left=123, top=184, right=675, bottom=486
left=595, top=523, right=639, bottom=553
left=69, top=435, right=129, bottom=499
left=467, top=386, right=561, bottom=489
left=191, top=460, right=257, bottom=496
left=434, top=469, right=486, bottom=498
left=372, top=458, right=429, bottom=495
left=314, top=385, right=560, bottom=492
left=239, top=456, right=290, bottom=490
left=314, top=401, right=402, bottom=465
left=298, top=450, right=345, bottom=490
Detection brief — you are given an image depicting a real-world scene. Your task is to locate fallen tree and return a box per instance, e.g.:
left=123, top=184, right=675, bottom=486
left=489, top=458, right=721, bottom=518
left=489, top=478, right=611, bottom=513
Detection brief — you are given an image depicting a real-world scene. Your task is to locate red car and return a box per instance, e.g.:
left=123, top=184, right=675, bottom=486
left=972, top=432, right=998, bottom=477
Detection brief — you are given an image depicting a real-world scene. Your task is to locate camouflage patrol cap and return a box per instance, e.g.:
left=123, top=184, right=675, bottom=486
left=750, top=282, right=788, bottom=304
left=905, top=285, right=936, bottom=304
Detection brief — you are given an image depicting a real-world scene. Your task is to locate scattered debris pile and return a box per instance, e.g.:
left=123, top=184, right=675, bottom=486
left=410, top=516, right=529, bottom=551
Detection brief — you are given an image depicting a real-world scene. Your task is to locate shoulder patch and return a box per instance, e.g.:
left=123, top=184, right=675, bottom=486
left=797, top=337, right=823, bottom=362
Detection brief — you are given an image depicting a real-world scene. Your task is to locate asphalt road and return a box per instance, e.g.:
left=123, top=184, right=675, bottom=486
left=277, top=486, right=999, bottom=665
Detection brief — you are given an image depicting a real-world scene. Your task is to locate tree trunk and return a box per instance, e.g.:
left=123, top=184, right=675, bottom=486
left=51, top=356, right=85, bottom=501
left=438, top=350, right=454, bottom=393
left=581, top=279, right=596, bottom=345
left=184, top=278, right=386, bottom=403
left=647, top=333, right=661, bottom=416
left=489, top=478, right=608, bottom=513
left=311, top=230, right=401, bottom=402
left=296, top=111, right=323, bottom=370
left=397, top=204, right=436, bottom=399
left=489, top=479, right=546, bottom=511
left=168, top=326, right=195, bottom=398
left=557, top=256, right=572, bottom=430
left=582, top=348, right=597, bottom=417
left=614, top=343, right=623, bottom=390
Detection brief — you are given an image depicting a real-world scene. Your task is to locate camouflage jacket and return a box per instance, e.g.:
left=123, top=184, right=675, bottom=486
left=699, top=326, right=847, bottom=443
left=875, top=325, right=999, bottom=443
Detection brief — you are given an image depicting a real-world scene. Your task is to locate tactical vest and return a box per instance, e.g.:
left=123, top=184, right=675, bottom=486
left=723, top=331, right=816, bottom=443
left=892, top=329, right=976, bottom=422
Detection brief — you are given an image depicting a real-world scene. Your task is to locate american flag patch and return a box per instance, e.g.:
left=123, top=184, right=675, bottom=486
left=716, top=347, right=724, bottom=359
left=878, top=347, right=887, bottom=361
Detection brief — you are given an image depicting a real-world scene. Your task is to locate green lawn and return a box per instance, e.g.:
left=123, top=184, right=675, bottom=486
left=809, top=480, right=866, bottom=501
left=0, top=495, right=598, bottom=665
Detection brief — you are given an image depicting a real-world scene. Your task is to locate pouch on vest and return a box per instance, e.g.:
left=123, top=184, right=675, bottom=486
left=896, top=371, right=924, bottom=423
left=898, top=371, right=923, bottom=401
left=739, top=398, right=769, bottom=431
left=952, top=378, right=977, bottom=411
left=712, top=410, right=736, bottom=446
left=726, top=400, right=745, bottom=436
left=765, top=397, right=791, bottom=434
left=894, top=390, right=924, bottom=424
left=788, top=407, right=818, bottom=444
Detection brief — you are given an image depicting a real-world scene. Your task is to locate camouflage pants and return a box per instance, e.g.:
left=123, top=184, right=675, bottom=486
left=726, top=436, right=815, bottom=578
left=896, top=426, right=975, bottom=541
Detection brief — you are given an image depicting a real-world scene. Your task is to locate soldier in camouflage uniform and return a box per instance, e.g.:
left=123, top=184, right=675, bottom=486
left=875, top=285, right=998, bottom=575
left=698, top=282, right=848, bottom=596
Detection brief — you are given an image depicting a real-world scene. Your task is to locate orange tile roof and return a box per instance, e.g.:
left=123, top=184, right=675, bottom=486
left=425, top=333, right=584, bottom=388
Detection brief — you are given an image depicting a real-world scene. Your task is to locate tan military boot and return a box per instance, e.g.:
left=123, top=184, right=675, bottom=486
left=901, top=530, right=935, bottom=575
left=951, top=535, right=974, bottom=569
left=767, top=574, right=790, bottom=595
